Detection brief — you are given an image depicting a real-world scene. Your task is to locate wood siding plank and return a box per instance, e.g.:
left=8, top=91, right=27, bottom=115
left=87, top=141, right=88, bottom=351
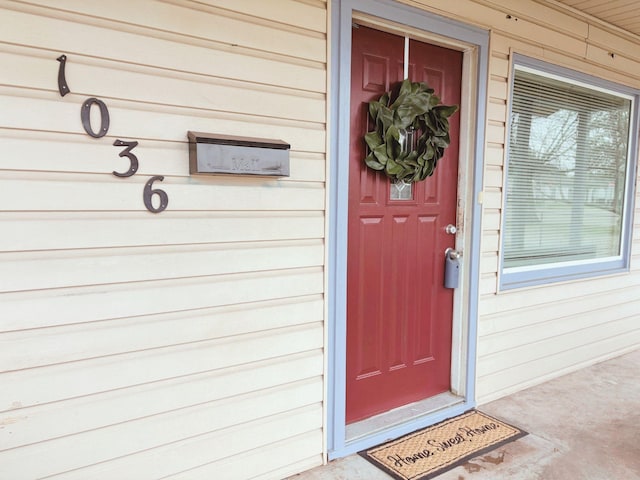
left=16, top=0, right=327, bottom=62
left=0, top=93, right=326, bottom=152
left=0, top=48, right=326, bottom=123
left=477, top=330, right=640, bottom=402
left=0, top=8, right=326, bottom=91
left=1, top=297, right=324, bottom=370
left=170, top=0, right=327, bottom=33
left=479, top=299, right=640, bottom=358
left=0, top=173, right=325, bottom=212
left=0, top=397, right=323, bottom=480
left=163, top=431, right=323, bottom=480
left=0, top=212, right=324, bottom=252
left=0, top=241, right=324, bottom=293
left=55, top=405, right=323, bottom=480
left=0, top=131, right=326, bottom=182
left=1, top=323, right=323, bottom=411
left=0, top=268, right=324, bottom=331
left=1, top=351, right=322, bottom=450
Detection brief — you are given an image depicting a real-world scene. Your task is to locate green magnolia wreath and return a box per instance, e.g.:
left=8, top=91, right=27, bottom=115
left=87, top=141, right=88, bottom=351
left=364, top=79, right=458, bottom=183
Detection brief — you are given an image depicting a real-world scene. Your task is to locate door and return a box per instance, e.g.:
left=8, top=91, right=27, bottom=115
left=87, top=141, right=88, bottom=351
left=346, top=25, right=462, bottom=423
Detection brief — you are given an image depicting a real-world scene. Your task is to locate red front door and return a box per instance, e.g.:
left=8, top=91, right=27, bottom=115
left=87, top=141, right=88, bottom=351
left=346, top=25, right=462, bottom=423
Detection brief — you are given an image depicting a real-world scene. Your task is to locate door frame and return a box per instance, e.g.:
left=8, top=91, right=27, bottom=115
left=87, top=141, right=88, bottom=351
left=327, top=0, right=490, bottom=459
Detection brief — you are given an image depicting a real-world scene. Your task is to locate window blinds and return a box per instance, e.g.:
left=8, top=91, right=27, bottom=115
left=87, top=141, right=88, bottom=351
left=503, top=68, right=631, bottom=270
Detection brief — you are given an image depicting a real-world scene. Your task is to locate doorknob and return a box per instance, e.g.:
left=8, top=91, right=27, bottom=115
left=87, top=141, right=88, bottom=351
left=445, top=224, right=457, bottom=235
left=445, top=248, right=461, bottom=260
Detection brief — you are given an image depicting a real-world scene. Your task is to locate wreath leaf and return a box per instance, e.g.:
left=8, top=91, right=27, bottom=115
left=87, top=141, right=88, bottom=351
left=372, top=144, right=389, bottom=165
left=385, top=158, right=403, bottom=176
left=364, top=131, right=383, bottom=149
left=364, top=79, right=458, bottom=183
left=365, top=153, right=385, bottom=170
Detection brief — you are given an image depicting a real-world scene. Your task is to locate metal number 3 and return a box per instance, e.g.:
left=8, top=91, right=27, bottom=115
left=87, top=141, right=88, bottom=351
left=112, top=139, right=139, bottom=177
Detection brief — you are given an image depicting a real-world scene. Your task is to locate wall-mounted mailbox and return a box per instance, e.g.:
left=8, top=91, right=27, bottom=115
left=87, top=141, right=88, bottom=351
left=188, top=131, right=290, bottom=177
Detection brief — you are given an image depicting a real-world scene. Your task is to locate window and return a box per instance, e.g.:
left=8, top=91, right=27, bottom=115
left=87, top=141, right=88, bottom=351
left=500, top=56, right=638, bottom=289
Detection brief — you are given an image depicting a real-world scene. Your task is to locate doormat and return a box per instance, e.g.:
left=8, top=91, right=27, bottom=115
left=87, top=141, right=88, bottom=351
left=359, top=410, right=527, bottom=480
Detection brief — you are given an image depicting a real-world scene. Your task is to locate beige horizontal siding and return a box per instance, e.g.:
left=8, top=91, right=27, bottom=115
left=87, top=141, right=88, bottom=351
left=0, top=0, right=327, bottom=478
left=1, top=297, right=324, bottom=371
left=2, top=349, right=321, bottom=447
left=164, top=431, right=323, bottom=480
left=1, top=92, right=325, bottom=151
left=0, top=5, right=326, bottom=91
left=478, top=327, right=640, bottom=401
left=410, top=0, right=589, bottom=38
left=64, top=406, right=323, bottom=480
left=0, top=212, right=324, bottom=256
left=0, top=240, right=324, bottom=293
left=1, top=129, right=326, bottom=182
left=2, top=267, right=323, bottom=338
left=0, top=47, right=326, bottom=123
left=3, top=402, right=323, bottom=480
left=0, top=171, right=324, bottom=211
left=479, top=293, right=640, bottom=358
left=17, top=0, right=328, bottom=62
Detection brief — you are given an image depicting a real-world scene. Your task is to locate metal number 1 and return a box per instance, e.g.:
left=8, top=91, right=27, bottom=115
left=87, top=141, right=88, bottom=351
left=56, top=54, right=70, bottom=97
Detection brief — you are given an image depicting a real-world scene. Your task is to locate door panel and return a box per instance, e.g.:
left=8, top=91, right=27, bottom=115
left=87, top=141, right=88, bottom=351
left=346, top=25, right=462, bottom=423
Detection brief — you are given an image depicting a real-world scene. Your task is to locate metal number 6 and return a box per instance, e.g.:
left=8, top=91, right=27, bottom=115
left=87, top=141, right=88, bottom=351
left=143, top=175, right=168, bottom=213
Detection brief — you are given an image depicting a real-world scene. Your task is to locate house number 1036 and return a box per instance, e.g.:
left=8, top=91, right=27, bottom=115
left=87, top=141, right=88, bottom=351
left=56, top=54, right=168, bottom=213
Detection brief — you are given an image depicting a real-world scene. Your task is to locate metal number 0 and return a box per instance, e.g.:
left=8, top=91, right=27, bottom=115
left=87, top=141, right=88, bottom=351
left=143, top=176, right=168, bottom=213
left=81, top=97, right=110, bottom=138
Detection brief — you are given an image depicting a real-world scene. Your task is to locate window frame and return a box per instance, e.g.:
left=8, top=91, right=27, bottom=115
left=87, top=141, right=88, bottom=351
left=499, top=54, right=639, bottom=290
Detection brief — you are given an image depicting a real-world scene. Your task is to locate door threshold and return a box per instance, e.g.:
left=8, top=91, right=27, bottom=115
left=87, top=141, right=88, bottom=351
left=345, top=391, right=464, bottom=442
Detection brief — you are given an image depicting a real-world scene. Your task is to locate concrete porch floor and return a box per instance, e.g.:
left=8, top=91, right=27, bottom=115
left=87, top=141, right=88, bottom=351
left=289, top=348, right=640, bottom=480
